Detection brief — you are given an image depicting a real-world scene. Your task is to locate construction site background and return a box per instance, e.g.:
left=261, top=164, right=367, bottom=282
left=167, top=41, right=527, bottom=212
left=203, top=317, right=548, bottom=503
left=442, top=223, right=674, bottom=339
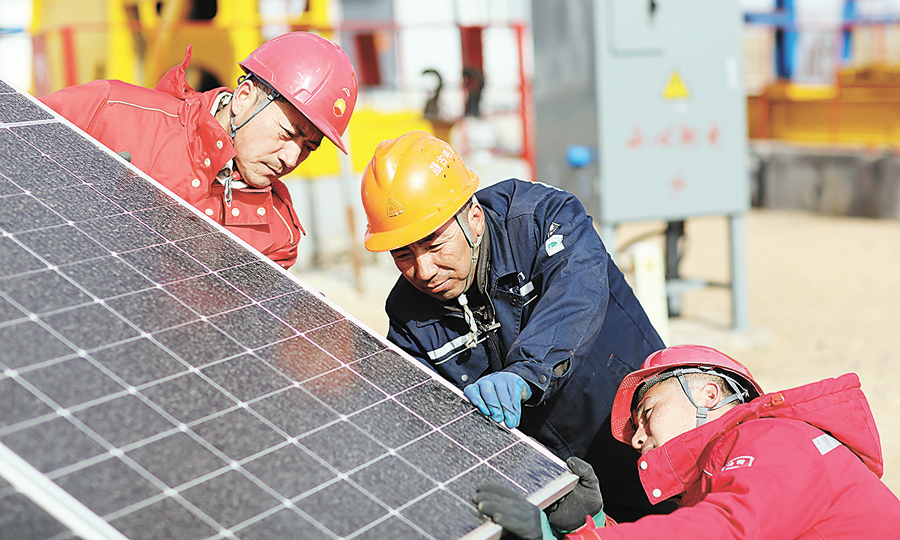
left=0, top=0, right=898, bottom=495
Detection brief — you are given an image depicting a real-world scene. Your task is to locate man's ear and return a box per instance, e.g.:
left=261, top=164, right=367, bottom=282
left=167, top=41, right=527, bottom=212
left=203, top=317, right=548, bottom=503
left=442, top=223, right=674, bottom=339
left=231, top=79, right=256, bottom=116
left=469, top=202, right=485, bottom=238
left=699, top=382, right=723, bottom=408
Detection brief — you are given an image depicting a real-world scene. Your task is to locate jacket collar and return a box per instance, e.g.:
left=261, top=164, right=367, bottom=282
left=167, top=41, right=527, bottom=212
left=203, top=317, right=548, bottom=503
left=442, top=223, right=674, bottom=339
left=474, top=224, right=492, bottom=298
left=636, top=408, right=726, bottom=504
left=155, top=46, right=245, bottom=187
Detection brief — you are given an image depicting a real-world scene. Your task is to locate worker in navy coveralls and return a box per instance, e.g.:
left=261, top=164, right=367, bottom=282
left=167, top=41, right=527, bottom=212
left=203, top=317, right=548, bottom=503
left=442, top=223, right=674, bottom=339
left=360, top=131, right=673, bottom=521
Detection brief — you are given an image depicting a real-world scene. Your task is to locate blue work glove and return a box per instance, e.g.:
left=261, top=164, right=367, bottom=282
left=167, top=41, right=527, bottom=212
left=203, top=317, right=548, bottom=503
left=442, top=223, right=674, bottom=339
left=464, top=372, right=532, bottom=428
left=473, top=483, right=543, bottom=540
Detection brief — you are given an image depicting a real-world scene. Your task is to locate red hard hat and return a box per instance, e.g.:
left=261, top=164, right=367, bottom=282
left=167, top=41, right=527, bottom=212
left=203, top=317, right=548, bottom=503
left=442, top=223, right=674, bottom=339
left=610, top=345, right=763, bottom=444
left=240, top=32, right=358, bottom=154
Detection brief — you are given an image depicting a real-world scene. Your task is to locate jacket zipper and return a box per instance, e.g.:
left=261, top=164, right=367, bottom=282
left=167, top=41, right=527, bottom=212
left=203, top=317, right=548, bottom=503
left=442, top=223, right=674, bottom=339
left=483, top=288, right=503, bottom=371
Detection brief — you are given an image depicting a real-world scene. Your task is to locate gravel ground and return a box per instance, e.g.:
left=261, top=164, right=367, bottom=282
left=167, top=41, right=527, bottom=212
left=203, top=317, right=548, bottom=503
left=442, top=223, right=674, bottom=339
left=292, top=208, right=900, bottom=495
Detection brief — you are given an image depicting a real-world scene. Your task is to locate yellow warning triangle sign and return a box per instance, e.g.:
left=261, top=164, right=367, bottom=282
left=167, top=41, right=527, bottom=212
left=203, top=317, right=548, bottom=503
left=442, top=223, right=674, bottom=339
left=386, top=198, right=405, bottom=217
left=662, top=71, right=690, bottom=100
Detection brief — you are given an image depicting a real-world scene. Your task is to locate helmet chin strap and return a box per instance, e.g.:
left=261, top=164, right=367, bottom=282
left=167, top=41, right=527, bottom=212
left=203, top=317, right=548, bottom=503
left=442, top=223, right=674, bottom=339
left=224, top=75, right=279, bottom=204
left=229, top=75, right=280, bottom=138
left=455, top=196, right=482, bottom=349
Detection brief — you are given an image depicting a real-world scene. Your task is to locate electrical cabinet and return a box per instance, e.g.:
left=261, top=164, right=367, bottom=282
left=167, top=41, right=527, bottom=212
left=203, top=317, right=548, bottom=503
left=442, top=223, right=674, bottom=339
left=531, top=0, right=749, bottom=328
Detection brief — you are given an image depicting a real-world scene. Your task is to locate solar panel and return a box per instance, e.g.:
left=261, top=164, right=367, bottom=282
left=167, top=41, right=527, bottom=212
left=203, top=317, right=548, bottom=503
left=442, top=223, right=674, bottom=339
left=0, top=77, right=576, bottom=540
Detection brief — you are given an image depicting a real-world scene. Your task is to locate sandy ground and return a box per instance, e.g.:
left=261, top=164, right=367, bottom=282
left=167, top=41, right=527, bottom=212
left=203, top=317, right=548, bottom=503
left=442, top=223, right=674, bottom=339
left=291, top=208, right=900, bottom=495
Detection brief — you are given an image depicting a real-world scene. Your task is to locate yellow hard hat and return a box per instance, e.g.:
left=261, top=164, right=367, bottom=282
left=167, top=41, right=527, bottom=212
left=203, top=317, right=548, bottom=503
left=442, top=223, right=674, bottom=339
left=361, top=131, right=479, bottom=252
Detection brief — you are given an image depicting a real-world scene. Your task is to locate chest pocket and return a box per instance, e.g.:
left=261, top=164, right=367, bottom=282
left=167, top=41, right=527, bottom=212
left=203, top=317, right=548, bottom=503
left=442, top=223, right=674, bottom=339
left=493, top=272, right=541, bottom=335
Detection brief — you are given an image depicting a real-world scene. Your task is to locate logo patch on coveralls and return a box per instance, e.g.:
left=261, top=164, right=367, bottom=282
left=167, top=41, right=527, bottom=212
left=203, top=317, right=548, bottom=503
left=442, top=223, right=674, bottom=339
left=721, top=456, right=755, bottom=471
left=545, top=234, right=565, bottom=256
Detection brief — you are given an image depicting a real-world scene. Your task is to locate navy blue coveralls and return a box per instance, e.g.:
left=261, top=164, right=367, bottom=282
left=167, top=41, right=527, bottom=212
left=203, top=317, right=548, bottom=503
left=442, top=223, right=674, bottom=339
left=385, top=179, right=672, bottom=521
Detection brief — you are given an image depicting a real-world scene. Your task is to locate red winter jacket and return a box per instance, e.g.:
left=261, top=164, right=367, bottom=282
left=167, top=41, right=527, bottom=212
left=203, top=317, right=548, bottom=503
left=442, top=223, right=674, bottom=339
left=39, top=48, right=304, bottom=268
left=570, top=373, right=900, bottom=539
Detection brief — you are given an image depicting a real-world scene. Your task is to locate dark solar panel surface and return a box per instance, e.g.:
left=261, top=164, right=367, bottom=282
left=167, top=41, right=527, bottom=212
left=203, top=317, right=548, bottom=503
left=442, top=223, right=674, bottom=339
left=0, top=78, right=573, bottom=540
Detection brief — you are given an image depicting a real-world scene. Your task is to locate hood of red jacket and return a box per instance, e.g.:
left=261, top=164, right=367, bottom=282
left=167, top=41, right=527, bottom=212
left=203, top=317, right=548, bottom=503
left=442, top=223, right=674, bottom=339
left=730, top=373, right=883, bottom=477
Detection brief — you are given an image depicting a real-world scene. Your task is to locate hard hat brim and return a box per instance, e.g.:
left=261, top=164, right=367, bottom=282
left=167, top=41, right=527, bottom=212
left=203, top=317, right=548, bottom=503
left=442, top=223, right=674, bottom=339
left=288, top=98, right=349, bottom=154
left=610, top=364, right=679, bottom=444
left=363, top=196, right=469, bottom=252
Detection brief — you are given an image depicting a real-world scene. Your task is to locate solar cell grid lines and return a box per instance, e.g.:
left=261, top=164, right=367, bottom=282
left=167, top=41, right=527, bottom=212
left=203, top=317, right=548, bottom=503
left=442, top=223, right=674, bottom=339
left=0, top=78, right=575, bottom=540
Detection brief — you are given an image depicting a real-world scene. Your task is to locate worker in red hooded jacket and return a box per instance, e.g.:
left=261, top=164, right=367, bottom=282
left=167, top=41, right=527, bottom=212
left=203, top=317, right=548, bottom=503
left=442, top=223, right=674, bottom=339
left=40, top=32, right=357, bottom=269
left=476, top=345, right=900, bottom=539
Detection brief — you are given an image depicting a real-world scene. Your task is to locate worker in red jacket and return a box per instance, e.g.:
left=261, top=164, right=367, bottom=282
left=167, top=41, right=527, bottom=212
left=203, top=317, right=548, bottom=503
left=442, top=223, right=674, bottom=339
left=40, top=32, right=357, bottom=269
left=476, top=345, right=900, bottom=539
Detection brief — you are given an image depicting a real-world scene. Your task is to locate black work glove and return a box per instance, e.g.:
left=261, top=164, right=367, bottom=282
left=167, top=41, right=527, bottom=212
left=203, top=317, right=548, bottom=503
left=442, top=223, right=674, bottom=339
left=474, top=483, right=543, bottom=540
left=546, top=457, right=604, bottom=531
